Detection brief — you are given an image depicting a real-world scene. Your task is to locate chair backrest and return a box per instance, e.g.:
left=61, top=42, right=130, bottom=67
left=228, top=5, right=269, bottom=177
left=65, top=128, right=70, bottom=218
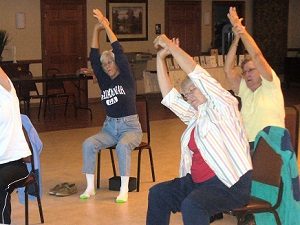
left=45, top=68, right=66, bottom=93
left=19, top=71, right=40, bottom=99
left=22, top=126, right=35, bottom=171
left=252, top=138, right=282, bottom=187
left=136, top=97, right=150, bottom=144
left=285, top=106, right=299, bottom=157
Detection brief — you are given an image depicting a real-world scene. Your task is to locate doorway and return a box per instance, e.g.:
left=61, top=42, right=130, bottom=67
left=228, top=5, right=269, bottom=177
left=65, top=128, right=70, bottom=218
left=165, top=1, right=201, bottom=56
left=41, top=0, right=87, bottom=74
left=40, top=0, right=87, bottom=103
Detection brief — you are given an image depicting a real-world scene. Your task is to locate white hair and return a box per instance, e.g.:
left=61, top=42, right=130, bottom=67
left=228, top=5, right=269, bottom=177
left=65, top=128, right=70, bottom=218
left=100, top=50, right=115, bottom=63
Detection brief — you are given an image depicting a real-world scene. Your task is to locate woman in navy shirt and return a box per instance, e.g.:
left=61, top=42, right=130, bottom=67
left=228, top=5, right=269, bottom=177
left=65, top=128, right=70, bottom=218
left=80, top=9, right=142, bottom=203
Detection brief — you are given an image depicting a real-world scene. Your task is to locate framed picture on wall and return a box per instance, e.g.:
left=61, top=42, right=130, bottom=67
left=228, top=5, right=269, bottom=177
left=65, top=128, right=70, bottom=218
left=106, top=0, right=148, bottom=41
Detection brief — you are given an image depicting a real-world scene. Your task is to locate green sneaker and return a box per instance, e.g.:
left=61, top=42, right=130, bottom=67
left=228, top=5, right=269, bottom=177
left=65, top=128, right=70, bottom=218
left=79, top=190, right=96, bottom=199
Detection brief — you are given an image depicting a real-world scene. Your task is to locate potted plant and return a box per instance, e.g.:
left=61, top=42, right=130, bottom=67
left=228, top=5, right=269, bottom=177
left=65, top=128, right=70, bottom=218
left=0, top=30, right=9, bottom=61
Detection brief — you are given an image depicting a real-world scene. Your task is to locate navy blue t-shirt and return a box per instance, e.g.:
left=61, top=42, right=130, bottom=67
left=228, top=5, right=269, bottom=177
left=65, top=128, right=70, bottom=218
left=90, top=41, right=137, bottom=118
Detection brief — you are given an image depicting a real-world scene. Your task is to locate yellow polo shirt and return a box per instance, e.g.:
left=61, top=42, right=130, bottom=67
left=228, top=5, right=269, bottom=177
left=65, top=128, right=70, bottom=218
left=238, top=70, right=285, bottom=142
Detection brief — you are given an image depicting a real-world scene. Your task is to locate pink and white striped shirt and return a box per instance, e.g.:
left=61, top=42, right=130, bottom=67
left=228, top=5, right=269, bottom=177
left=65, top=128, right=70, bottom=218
left=161, top=65, right=252, bottom=187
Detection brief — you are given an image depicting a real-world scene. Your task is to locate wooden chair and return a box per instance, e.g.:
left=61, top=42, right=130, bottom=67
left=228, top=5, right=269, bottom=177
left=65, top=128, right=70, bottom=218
left=22, top=126, right=44, bottom=225
left=229, top=137, right=283, bottom=225
left=44, top=68, right=75, bottom=118
left=96, top=97, right=156, bottom=192
left=285, top=106, right=299, bottom=157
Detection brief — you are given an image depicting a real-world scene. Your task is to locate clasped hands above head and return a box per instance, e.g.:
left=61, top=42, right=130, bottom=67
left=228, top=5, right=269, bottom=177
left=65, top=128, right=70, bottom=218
left=153, top=34, right=180, bottom=50
left=93, top=8, right=109, bottom=26
left=227, top=7, right=246, bottom=33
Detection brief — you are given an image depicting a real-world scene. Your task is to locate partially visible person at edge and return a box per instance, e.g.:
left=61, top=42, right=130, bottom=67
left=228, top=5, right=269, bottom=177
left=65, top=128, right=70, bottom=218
left=146, top=34, right=253, bottom=225
left=80, top=9, right=142, bottom=203
left=224, top=7, right=285, bottom=149
left=0, top=67, right=32, bottom=225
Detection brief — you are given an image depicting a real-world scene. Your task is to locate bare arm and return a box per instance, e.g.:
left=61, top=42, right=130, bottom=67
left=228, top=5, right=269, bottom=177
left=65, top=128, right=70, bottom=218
left=228, top=7, right=273, bottom=81
left=154, top=35, right=197, bottom=75
left=154, top=39, right=178, bottom=97
left=93, top=9, right=117, bottom=44
left=224, top=29, right=242, bottom=93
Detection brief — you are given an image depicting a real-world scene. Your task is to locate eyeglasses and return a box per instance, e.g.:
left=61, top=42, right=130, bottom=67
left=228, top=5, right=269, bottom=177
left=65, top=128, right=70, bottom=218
left=182, top=86, right=197, bottom=101
left=102, top=60, right=115, bottom=69
left=242, top=68, right=256, bottom=76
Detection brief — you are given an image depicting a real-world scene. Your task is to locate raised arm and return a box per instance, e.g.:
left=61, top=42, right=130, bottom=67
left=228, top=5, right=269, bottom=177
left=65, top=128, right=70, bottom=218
left=154, top=34, right=197, bottom=75
left=224, top=28, right=242, bottom=93
left=228, top=7, right=273, bottom=81
left=93, top=9, right=117, bottom=44
left=153, top=37, right=178, bottom=97
left=91, top=23, right=104, bottom=49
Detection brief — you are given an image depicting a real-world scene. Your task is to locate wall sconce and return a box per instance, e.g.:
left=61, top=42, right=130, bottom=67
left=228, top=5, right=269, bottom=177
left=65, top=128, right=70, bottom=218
left=16, top=12, right=26, bottom=29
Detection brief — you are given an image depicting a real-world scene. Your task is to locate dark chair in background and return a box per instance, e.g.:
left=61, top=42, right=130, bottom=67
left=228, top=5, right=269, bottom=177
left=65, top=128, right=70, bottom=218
left=17, top=71, right=45, bottom=119
left=44, top=68, right=75, bottom=118
left=228, top=138, right=283, bottom=225
left=96, top=97, right=156, bottom=192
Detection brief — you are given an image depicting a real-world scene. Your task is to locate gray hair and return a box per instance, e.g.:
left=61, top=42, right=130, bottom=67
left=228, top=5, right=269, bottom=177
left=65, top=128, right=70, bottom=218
left=240, top=55, right=252, bottom=70
left=100, top=50, right=115, bottom=64
left=180, top=76, right=193, bottom=93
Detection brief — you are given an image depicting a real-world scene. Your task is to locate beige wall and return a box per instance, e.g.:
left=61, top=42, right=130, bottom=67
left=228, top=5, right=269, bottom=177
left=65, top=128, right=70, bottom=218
left=0, top=0, right=255, bottom=64
left=0, top=0, right=298, bottom=98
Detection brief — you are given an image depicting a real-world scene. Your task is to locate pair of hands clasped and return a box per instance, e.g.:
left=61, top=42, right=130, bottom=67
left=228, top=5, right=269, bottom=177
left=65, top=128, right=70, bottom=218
left=154, top=7, right=245, bottom=58
left=227, top=7, right=246, bottom=38
left=153, top=35, right=179, bottom=59
left=93, top=9, right=110, bottom=31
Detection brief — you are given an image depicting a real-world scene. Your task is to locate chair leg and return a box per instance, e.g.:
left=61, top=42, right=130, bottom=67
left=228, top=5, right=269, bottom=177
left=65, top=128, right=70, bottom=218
left=25, top=187, right=29, bottom=225
left=97, top=152, right=101, bottom=189
left=33, top=178, right=44, bottom=223
left=26, top=100, right=31, bottom=118
left=148, top=147, right=156, bottom=182
left=64, top=96, right=69, bottom=116
left=73, top=95, right=78, bottom=118
left=109, top=149, right=117, bottom=177
left=136, top=148, right=143, bottom=192
left=43, top=98, right=48, bottom=118
left=38, top=98, right=43, bottom=120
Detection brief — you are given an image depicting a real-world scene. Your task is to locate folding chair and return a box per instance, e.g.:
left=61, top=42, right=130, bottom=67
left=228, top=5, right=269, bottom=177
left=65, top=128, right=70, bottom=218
left=44, top=68, right=76, bottom=118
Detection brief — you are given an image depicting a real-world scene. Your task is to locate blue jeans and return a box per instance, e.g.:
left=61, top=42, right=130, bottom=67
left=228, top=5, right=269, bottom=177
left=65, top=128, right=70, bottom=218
left=82, top=114, right=142, bottom=176
left=146, top=171, right=252, bottom=225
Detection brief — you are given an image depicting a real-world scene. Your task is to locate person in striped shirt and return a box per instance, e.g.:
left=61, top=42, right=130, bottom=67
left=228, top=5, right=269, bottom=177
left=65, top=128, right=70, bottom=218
left=146, top=35, right=253, bottom=225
